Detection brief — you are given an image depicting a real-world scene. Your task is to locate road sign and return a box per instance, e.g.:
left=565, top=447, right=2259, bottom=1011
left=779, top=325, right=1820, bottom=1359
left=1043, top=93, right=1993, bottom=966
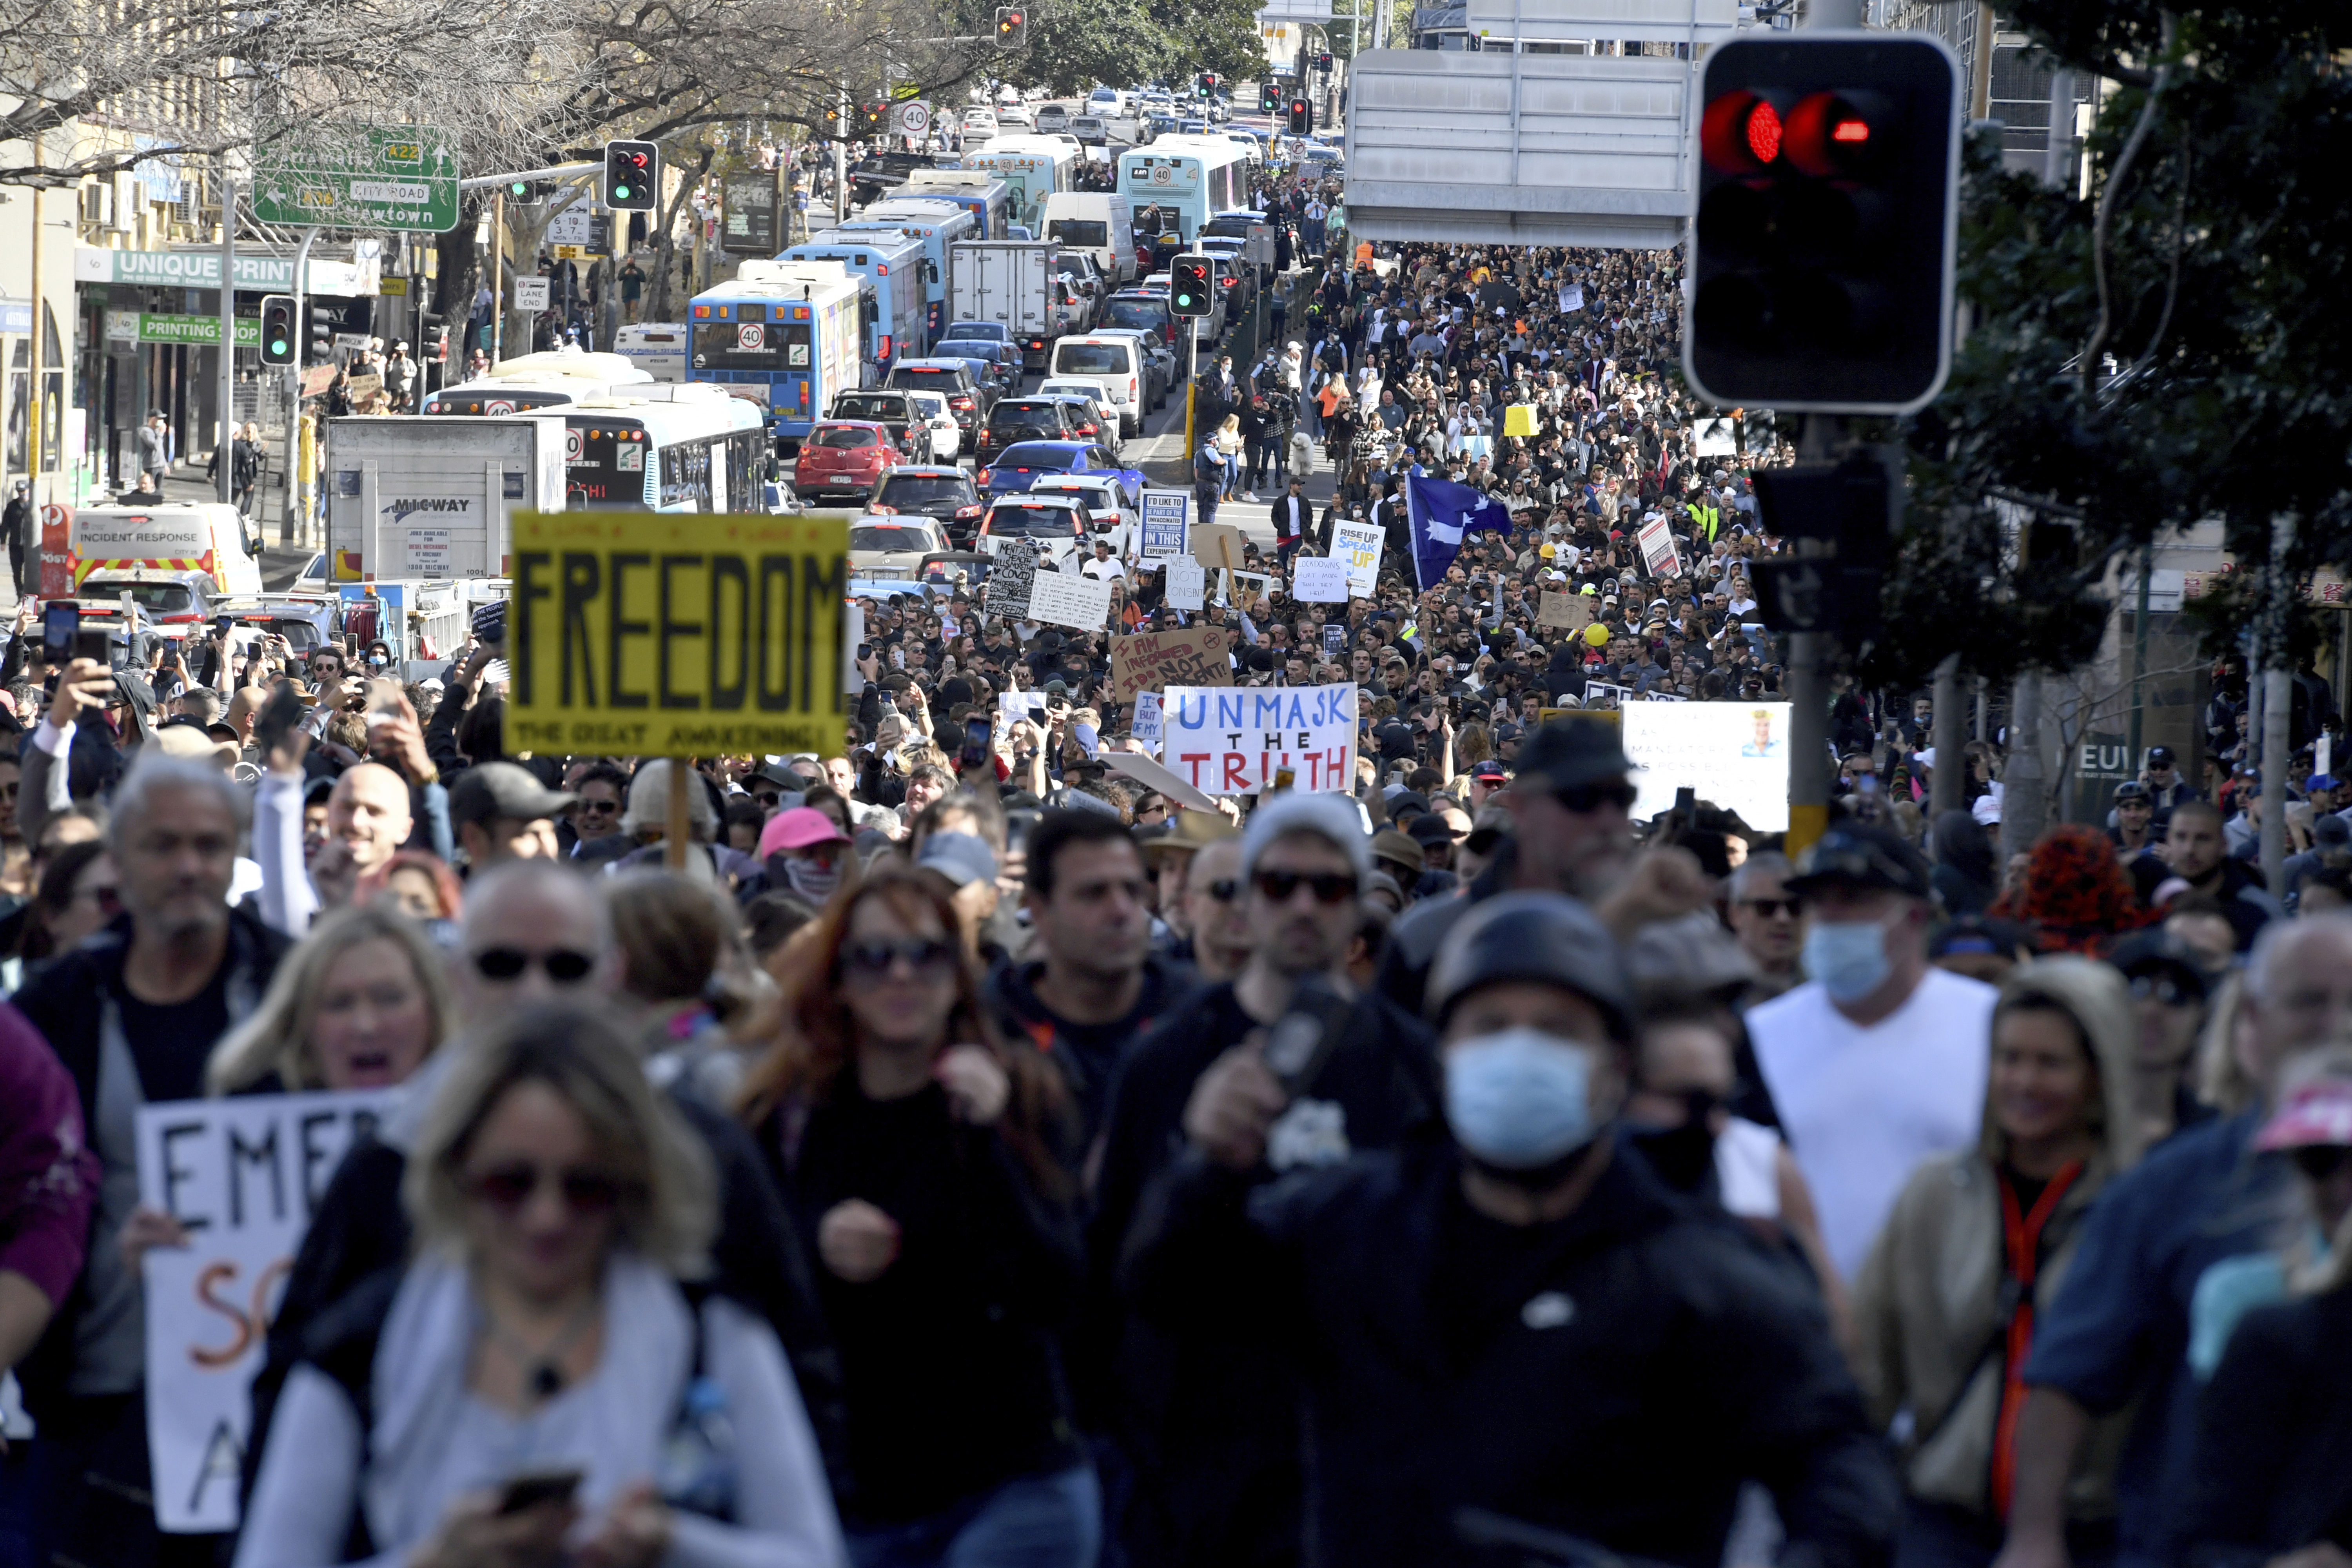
left=105, top=311, right=261, bottom=348
left=897, top=100, right=933, bottom=137
left=253, top=126, right=460, bottom=232
left=514, top=277, right=551, bottom=311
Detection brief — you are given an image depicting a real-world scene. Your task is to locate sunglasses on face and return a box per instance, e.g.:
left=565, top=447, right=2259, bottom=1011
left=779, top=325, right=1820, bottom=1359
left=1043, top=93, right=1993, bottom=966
left=577, top=798, right=619, bottom=815
left=1555, top=778, right=1639, bottom=814
left=2128, top=973, right=2197, bottom=1007
left=470, top=947, right=597, bottom=983
left=842, top=937, right=957, bottom=977
left=1740, top=897, right=1801, bottom=919
left=2288, top=1145, right=2352, bottom=1183
left=1254, top=869, right=1358, bottom=905
left=751, top=790, right=782, bottom=808
left=466, top=1161, right=632, bottom=1216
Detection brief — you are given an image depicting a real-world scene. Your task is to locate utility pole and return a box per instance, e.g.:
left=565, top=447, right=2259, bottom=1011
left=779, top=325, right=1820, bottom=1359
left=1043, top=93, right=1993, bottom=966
left=1783, top=415, right=1836, bottom=857
left=491, top=189, right=505, bottom=368
left=2260, top=515, right=2294, bottom=897
left=834, top=85, right=849, bottom=228
left=284, top=226, right=319, bottom=545
left=218, top=172, right=237, bottom=505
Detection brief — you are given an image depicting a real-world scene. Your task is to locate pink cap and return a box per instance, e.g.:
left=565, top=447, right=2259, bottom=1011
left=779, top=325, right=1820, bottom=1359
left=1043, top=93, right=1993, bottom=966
left=2253, top=1077, right=2352, bottom=1152
left=759, top=806, right=849, bottom=858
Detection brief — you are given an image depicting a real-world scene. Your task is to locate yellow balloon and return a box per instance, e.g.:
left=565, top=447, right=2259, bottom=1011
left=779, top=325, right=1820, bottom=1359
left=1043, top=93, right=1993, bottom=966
left=1584, top=623, right=1609, bottom=647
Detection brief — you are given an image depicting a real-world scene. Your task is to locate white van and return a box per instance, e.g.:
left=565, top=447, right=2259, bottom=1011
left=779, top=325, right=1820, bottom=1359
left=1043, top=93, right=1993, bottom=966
left=1038, top=192, right=1136, bottom=285
left=69, top=501, right=265, bottom=604
left=1047, top=334, right=1147, bottom=436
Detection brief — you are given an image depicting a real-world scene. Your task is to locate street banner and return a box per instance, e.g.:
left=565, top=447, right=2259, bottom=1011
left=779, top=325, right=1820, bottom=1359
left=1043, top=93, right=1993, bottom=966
left=1293, top=556, right=1349, bottom=602
left=1636, top=514, right=1681, bottom=579
left=1624, top=701, right=1791, bottom=831
left=1109, top=625, right=1232, bottom=704
left=1539, top=590, right=1591, bottom=631
left=1163, top=682, right=1358, bottom=795
left=137, top=1091, right=392, bottom=1532
left=1331, top=520, right=1382, bottom=597
left=1139, top=490, right=1191, bottom=559
left=1162, top=558, right=1205, bottom=611
left=1028, top=570, right=1114, bottom=632
left=1131, top=692, right=1163, bottom=753
left=506, top=510, right=849, bottom=757
left=984, top=540, right=1039, bottom=617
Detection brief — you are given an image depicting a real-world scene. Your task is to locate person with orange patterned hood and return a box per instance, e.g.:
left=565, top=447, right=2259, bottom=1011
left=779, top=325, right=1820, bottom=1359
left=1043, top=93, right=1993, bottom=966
left=1988, top=824, right=2160, bottom=957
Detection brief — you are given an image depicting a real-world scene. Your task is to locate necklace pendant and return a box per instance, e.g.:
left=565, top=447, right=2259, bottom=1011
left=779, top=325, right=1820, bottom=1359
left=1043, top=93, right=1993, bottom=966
left=530, top=1363, right=564, bottom=1401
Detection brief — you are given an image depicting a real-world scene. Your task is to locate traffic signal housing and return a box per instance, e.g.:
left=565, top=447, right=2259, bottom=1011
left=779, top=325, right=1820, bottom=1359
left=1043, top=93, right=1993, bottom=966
left=503, top=179, right=551, bottom=205
left=1288, top=94, right=1313, bottom=135
left=995, top=6, right=1027, bottom=49
left=603, top=140, right=659, bottom=211
left=1260, top=82, right=1281, bottom=114
left=1169, top=255, right=1212, bottom=318
left=1685, top=33, right=1961, bottom=414
left=258, top=295, right=297, bottom=367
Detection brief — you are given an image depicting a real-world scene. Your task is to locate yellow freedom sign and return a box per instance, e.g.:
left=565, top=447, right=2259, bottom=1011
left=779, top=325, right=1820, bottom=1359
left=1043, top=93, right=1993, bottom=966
left=505, top=510, right=850, bottom=757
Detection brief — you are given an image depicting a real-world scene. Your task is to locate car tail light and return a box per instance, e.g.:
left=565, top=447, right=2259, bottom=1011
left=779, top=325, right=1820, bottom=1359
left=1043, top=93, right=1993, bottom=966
left=880, top=335, right=893, bottom=359
left=955, top=504, right=983, bottom=519
left=951, top=395, right=974, bottom=409
left=977, top=468, right=993, bottom=485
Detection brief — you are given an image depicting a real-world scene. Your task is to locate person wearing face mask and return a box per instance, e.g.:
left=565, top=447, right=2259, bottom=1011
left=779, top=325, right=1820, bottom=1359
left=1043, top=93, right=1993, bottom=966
left=751, top=806, right=854, bottom=906
left=1124, top=890, right=1895, bottom=1568
left=1746, top=823, right=2000, bottom=1287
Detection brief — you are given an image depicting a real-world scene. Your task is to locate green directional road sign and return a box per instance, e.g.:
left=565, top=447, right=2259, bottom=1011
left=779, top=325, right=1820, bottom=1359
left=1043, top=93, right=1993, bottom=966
left=254, top=127, right=460, bottom=232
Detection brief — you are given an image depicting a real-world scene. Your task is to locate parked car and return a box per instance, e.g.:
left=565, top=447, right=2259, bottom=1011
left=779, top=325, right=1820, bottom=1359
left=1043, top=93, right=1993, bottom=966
left=849, top=516, right=951, bottom=577
left=975, top=438, right=1122, bottom=498
left=975, top=493, right=1090, bottom=567
left=870, top=466, right=987, bottom=546
left=977, top=397, right=1079, bottom=464
left=793, top=420, right=902, bottom=501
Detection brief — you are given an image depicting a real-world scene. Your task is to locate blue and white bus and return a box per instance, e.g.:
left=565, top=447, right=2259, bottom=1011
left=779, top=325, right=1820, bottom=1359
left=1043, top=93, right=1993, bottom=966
left=689, top=262, right=867, bottom=454
left=897, top=171, right=1016, bottom=239
left=963, top=137, right=1080, bottom=233
left=782, top=230, right=927, bottom=370
left=561, top=392, right=773, bottom=512
left=1117, top=135, right=1251, bottom=247
left=828, top=198, right=978, bottom=348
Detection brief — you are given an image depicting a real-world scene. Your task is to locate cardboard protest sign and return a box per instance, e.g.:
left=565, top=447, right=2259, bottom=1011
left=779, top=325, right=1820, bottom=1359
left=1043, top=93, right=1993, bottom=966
left=1027, top=570, right=1114, bottom=632
left=1636, top=514, right=1681, bottom=579
left=1109, top=625, right=1233, bottom=704
left=1103, top=746, right=1219, bottom=810
left=1138, top=491, right=1190, bottom=559
left=1322, top=624, right=1347, bottom=659
left=984, top=539, right=1040, bottom=617
left=1539, top=590, right=1591, bottom=631
left=1331, top=521, right=1383, bottom=598
left=1162, top=558, right=1205, bottom=611
left=1131, top=692, right=1163, bottom=754
left=1189, top=521, right=1248, bottom=575
left=138, top=1091, right=392, bottom=1532
left=999, top=689, right=1049, bottom=723
left=1163, top=683, right=1358, bottom=794
left=1293, top=556, right=1349, bottom=603
left=506, top=510, right=848, bottom=757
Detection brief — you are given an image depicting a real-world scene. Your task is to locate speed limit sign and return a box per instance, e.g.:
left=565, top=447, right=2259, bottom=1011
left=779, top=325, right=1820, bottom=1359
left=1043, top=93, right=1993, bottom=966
left=897, top=100, right=932, bottom=136
left=739, top=323, right=766, bottom=350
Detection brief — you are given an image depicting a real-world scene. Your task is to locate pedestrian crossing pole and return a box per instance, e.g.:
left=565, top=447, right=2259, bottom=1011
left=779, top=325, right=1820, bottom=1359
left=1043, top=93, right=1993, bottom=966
left=1183, top=316, right=1198, bottom=458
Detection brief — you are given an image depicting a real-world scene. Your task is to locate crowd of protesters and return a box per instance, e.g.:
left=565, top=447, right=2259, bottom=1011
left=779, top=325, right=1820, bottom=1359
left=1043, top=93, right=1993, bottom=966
left=0, top=170, right=2347, bottom=1568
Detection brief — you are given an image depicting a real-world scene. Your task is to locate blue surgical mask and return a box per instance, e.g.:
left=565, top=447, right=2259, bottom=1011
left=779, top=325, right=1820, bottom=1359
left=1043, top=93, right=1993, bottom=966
left=1444, top=1027, right=1605, bottom=1169
left=1804, top=917, right=1893, bottom=1003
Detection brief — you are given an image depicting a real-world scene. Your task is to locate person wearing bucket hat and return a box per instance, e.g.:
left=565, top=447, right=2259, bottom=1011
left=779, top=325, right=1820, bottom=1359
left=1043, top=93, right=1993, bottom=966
left=1120, top=889, right=1893, bottom=1568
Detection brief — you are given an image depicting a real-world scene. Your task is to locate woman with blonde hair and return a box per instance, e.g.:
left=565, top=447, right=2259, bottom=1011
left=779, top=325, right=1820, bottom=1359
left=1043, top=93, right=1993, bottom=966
left=1853, top=957, right=2151, bottom=1568
left=236, top=1004, right=842, bottom=1568
left=737, top=864, right=1091, bottom=1567
left=207, top=902, right=453, bottom=1095
left=610, top=869, right=776, bottom=1107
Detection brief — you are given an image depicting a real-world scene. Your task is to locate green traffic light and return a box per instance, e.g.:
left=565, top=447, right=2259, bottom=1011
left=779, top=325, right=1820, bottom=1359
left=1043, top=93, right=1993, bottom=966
left=615, top=184, right=632, bottom=200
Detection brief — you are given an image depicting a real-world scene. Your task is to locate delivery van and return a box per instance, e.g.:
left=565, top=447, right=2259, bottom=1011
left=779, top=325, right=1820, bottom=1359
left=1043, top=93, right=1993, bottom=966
left=1039, top=192, right=1137, bottom=284
left=67, top=502, right=263, bottom=605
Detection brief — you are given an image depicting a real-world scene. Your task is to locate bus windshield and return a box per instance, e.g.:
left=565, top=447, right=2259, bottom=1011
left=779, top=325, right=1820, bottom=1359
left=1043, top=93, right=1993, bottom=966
left=691, top=320, right=813, bottom=372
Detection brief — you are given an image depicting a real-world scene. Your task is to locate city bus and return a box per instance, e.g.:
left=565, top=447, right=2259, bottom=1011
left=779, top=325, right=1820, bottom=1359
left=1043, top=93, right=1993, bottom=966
left=897, top=171, right=1015, bottom=240
left=689, top=261, right=866, bottom=454
left=562, top=393, right=773, bottom=512
left=828, top=198, right=978, bottom=347
left=416, top=350, right=653, bottom=414
left=1117, top=136, right=1251, bottom=247
left=964, top=137, right=1080, bottom=232
left=781, top=230, right=927, bottom=370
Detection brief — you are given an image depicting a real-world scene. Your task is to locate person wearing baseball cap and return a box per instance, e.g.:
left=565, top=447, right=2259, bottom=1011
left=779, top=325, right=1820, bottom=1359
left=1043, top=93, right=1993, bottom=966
left=2142, top=744, right=2198, bottom=810
left=755, top=805, right=851, bottom=905
left=447, top=761, right=576, bottom=871
left=1745, top=822, right=2002, bottom=1283
left=2112, top=779, right=2157, bottom=857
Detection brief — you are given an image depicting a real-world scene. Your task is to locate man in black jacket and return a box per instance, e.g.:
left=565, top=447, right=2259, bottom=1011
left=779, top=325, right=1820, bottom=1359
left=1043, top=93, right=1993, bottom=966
left=1124, top=892, right=1895, bottom=1568
left=14, top=753, right=293, bottom=1568
left=1269, top=477, right=1312, bottom=571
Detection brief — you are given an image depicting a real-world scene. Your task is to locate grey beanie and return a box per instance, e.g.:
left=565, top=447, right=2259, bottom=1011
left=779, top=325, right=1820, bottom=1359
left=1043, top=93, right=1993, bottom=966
left=1240, top=792, right=1372, bottom=886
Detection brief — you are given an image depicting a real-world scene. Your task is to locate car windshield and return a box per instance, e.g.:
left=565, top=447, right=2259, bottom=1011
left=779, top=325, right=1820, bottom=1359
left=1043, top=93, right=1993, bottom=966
left=988, top=505, right=1080, bottom=536
left=852, top=525, right=931, bottom=551
left=812, top=426, right=877, bottom=448
left=877, top=475, right=975, bottom=506
left=94, top=582, right=195, bottom=613
left=833, top=395, right=905, bottom=420
left=1101, top=299, right=1165, bottom=331
left=994, top=403, right=1061, bottom=425
left=889, top=366, right=966, bottom=388
left=1056, top=344, right=1129, bottom=374
left=942, top=324, right=1008, bottom=342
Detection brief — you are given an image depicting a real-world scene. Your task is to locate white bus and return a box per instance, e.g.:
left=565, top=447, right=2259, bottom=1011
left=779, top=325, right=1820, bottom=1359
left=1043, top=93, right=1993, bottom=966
left=417, top=350, right=653, bottom=414
left=613, top=323, right=689, bottom=382
left=964, top=137, right=1081, bottom=232
left=562, top=393, right=773, bottom=513
left=1117, top=136, right=1251, bottom=247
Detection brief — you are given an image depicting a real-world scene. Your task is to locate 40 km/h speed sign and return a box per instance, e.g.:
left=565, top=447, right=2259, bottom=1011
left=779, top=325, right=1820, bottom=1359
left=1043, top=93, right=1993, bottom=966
left=738, top=323, right=766, bottom=351
left=897, top=101, right=932, bottom=137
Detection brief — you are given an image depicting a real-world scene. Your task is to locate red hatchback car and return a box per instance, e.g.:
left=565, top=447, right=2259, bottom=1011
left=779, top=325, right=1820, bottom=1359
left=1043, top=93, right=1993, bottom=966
left=794, top=421, right=903, bottom=502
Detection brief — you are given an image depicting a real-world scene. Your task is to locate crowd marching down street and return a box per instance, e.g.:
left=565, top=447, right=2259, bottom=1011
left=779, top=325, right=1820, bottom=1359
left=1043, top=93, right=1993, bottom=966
left=2, top=109, right=2350, bottom=1568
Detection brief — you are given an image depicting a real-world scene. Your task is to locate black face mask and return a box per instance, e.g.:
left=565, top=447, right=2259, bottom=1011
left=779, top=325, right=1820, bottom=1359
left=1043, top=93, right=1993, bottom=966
left=1623, top=1090, right=1726, bottom=1194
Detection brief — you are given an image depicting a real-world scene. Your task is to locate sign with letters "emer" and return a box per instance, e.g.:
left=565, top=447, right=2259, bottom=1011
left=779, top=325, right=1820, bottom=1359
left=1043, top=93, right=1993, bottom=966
left=138, top=1091, right=391, bottom=1533
left=1163, top=682, right=1357, bottom=794
left=505, top=510, right=851, bottom=757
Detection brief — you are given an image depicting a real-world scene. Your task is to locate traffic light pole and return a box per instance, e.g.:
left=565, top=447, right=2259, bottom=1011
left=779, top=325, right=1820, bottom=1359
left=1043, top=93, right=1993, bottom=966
left=1784, top=415, right=1839, bottom=858
left=284, top=225, right=319, bottom=547
left=1183, top=316, right=1198, bottom=460
left=219, top=177, right=237, bottom=506
left=491, top=189, right=505, bottom=369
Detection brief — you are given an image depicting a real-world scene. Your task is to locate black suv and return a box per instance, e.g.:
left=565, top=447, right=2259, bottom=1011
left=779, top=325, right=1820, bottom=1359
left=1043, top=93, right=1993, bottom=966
left=871, top=466, right=986, bottom=546
left=975, top=398, right=1075, bottom=463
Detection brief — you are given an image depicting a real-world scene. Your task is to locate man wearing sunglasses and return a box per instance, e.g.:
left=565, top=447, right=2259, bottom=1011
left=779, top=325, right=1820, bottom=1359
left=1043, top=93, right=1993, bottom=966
left=1087, top=793, right=1434, bottom=1568
left=1725, top=851, right=1805, bottom=1004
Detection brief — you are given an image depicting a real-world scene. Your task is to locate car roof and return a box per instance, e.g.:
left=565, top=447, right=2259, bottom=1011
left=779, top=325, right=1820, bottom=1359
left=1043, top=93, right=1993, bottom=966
left=883, top=465, right=971, bottom=479
left=989, top=492, right=1084, bottom=508
left=996, top=440, right=1092, bottom=459
left=814, top=419, right=892, bottom=431
left=1033, top=472, right=1117, bottom=488
left=894, top=357, right=974, bottom=369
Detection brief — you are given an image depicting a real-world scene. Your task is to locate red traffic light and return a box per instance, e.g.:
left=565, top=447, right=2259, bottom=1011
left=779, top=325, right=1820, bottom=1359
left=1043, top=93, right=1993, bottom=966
left=1784, top=91, right=1882, bottom=177
left=1702, top=91, right=1779, bottom=173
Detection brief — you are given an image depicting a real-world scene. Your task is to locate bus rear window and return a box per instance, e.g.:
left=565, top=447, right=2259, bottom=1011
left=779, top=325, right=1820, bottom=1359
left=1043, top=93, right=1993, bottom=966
left=691, top=320, right=812, bottom=372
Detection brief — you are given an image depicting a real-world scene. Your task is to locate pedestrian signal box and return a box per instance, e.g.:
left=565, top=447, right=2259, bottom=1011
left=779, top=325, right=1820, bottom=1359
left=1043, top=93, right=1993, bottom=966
left=1685, top=33, right=1960, bottom=414
left=1169, top=256, right=1213, bottom=318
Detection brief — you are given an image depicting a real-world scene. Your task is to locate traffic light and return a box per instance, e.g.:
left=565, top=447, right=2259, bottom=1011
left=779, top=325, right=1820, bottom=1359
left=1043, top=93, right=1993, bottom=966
left=1316, top=51, right=1333, bottom=73
left=1260, top=82, right=1281, bottom=114
left=1287, top=94, right=1312, bottom=135
left=1686, top=33, right=1961, bottom=414
left=504, top=179, right=551, bottom=205
left=603, top=139, right=659, bottom=211
left=258, top=295, right=297, bottom=367
left=994, top=6, right=1027, bottom=48
left=1748, top=456, right=1893, bottom=636
left=1169, top=255, right=1212, bottom=318
left=861, top=102, right=889, bottom=132
left=823, top=102, right=844, bottom=136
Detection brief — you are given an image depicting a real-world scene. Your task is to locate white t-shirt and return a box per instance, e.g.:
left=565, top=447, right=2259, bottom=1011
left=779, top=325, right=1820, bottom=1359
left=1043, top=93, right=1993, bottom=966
left=1747, top=967, right=1996, bottom=1283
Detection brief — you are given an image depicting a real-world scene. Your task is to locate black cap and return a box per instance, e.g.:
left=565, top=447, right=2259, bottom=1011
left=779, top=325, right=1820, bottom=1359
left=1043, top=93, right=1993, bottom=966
left=1426, top=891, right=1635, bottom=1042
left=2104, top=929, right=2212, bottom=1002
left=1787, top=822, right=1932, bottom=900
left=1513, top=716, right=1636, bottom=793
left=2147, top=744, right=2177, bottom=765
left=2114, top=780, right=2150, bottom=803
left=1406, top=811, right=1459, bottom=848
left=449, top=761, right=577, bottom=827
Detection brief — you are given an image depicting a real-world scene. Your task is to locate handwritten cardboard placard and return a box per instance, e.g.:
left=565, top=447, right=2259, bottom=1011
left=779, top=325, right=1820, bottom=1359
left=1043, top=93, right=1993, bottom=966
left=1110, top=624, right=1233, bottom=704
left=1027, top=570, right=1115, bottom=631
left=1539, top=590, right=1591, bottom=631
left=1293, top=556, right=1350, bottom=603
